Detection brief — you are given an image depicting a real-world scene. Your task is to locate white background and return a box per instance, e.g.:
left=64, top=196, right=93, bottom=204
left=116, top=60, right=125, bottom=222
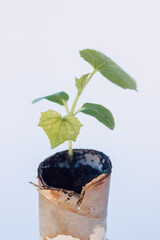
left=0, top=1, right=160, bottom=239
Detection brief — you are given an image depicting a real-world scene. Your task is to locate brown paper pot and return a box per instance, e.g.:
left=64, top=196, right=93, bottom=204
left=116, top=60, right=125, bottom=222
left=35, top=149, right=112, bottom=240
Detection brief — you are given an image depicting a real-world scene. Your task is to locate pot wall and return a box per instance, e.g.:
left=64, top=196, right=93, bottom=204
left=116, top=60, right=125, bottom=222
left=37, top=149, right=112, bottom=240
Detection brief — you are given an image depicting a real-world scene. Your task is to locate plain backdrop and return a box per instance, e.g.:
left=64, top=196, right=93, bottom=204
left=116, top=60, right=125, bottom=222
left=0, top=1, right=160, bottom=239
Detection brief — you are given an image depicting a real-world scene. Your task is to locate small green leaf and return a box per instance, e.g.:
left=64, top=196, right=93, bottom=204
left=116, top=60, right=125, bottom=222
left=32, top=91, right=69, bottom=106
left=80, top=103, right=115, bottom=130
left=80, top=49, right=137, bottom=90
left=38, top=110, right=82, bottom=148
left=75, top=73, right=90, bottom=93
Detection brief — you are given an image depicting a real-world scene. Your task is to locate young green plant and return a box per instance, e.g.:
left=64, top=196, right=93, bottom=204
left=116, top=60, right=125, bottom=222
left=32, top=49, right=137, bottom=162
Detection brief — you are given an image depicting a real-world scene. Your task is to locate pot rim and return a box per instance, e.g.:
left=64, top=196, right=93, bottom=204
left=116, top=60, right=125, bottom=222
left=31, top=149, right=112, bottom=217
left=38, top=148, right=112, bottom=192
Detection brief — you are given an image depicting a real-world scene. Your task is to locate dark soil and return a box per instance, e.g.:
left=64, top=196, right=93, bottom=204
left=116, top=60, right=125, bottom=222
left=42, top=164, right=101, bottom=194
left=38, top=149, right=112, bottom=194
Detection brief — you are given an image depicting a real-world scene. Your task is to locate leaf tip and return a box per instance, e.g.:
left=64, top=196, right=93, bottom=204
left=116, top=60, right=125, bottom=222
left=135, top=86, right=138, bottom=92
left=132, top=82, right=138, bottom=91
left=32, top=99, right=36, bottom=104
left=111, top=124, right=115, bottom=130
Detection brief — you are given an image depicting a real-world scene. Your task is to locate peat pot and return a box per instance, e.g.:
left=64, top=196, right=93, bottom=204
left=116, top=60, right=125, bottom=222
left=35, top=149, right=112, bottom=240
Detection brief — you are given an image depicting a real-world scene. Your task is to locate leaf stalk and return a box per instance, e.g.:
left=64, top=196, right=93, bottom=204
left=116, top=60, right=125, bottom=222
left=63, top=101, right=70, bottom=113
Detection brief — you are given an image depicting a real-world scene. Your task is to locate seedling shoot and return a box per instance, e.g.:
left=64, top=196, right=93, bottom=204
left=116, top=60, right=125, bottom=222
left=32, top=49, right=137, bottom=161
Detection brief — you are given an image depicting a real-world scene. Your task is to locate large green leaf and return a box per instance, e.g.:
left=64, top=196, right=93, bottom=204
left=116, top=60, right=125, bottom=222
left=80, top=49, right=137, bottom=90
left=80, top=103, right=115, bottom=130
left=38, top=110, right=82, bottom=148
left=75, top=73, right=90, bottom=93
left=32, top=91, right=69, bottom=106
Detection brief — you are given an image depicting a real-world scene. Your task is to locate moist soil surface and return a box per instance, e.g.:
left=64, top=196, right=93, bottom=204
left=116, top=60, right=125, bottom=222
left=42, top=164, right=101, bottom=194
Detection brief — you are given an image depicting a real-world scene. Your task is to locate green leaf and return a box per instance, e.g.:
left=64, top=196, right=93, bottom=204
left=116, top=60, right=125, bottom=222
left=38, top=110, right=82, bottom=148
left=75, top=73, right=90, bottom=93
left=32, top=91, right=69, bottom=106
left=80, top=49, right=137, bottom=90
left=80, top=103, right=115, bottom=130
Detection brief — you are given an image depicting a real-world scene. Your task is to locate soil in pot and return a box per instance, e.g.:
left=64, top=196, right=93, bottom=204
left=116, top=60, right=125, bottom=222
left=38, top=149, right=112, bottom=194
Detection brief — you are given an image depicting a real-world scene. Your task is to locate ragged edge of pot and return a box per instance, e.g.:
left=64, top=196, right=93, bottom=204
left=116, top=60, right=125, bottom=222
left=40, top=225, right=106, bottom=240
left=31, top=149, right=112, bottom=219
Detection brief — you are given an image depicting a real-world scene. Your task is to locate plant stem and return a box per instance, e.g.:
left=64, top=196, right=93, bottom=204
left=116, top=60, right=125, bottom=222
left=74, top=107, right=82, bottom=116
left=68, top=140, right=73, bottom=162
left=63, top=102, right=73, bottom=161
left=67, top=93, right=80, bottom=161
left=68, top=69, right=97, bottom=161
left=70, top=93, right=80, bottom=114
left=86, top=69, right=97, bottom=85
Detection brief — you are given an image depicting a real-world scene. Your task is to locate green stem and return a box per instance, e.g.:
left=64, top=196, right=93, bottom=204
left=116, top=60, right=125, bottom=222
left=70, top=93, right=80, bottom=114
left=67, top=94, right=80, bottom=161
left=68, top=69, right=97, bottom=161
left=74, top=107, right=82, bottom=116
left=86, top=69, right=97, bottom=86
left=63, top=102, right=73, bottom=160
left=68, top=140, right=73, bottom=162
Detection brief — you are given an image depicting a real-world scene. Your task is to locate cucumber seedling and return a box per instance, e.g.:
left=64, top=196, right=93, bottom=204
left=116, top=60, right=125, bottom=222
left=32, top=49, right=137, bottom=162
